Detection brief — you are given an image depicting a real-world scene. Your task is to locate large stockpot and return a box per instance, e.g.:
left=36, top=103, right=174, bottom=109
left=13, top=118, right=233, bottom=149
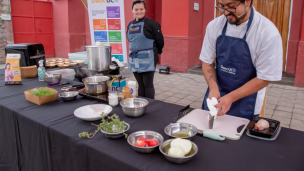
left=86, top=45, right=112, bottom=71
left=82, top=76, right=110, bottom=95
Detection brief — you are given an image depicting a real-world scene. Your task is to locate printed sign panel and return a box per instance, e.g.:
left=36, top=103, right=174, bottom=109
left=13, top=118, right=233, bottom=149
left=93, top=19, right=107, bottom=30
left=110, top=43, right=123, bottom=54
left=94, top=31, right=108, bottom=42
left=88, top=0, right=127, bottom=62
left=108, top=31, right=122, bottom=42
left=107, top=6, right=120, bottom=18
left=108, top=19, right=121, bottom=30
left=112, top=55, right=123, bottom=62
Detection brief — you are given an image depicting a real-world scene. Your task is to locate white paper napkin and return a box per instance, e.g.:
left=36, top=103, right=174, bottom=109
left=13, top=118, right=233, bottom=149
left=207, top=97, right=221, bottom=117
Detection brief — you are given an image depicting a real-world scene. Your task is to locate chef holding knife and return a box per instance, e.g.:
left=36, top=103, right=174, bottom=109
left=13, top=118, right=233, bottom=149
left=200, top=0, right=283, bottom=120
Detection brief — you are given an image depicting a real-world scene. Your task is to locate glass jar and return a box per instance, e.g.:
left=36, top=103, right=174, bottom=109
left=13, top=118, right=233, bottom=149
left=108, top=93, right=118, bottom=107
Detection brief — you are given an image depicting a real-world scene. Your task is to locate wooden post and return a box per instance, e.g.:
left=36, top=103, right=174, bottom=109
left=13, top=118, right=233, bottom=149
left=259, top=87, right=267, bottom=118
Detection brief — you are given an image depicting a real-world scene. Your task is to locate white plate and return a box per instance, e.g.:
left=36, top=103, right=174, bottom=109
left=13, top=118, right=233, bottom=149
left=74, top=104, right=112, bottom=121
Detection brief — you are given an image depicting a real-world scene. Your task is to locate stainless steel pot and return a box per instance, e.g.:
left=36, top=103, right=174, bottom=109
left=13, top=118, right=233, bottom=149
left=82, top=76, right=110, bottom=95
left=86, top=45, right=112, bottom=71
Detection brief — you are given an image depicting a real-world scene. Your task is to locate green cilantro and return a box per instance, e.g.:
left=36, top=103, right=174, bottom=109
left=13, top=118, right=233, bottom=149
left=79, top=114, right=128, bottom=139
left=28, top=88, right=55, bottom=97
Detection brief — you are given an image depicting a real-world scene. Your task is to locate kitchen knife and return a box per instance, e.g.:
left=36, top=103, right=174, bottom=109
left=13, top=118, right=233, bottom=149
left=209, top=113, right=215, bottom=129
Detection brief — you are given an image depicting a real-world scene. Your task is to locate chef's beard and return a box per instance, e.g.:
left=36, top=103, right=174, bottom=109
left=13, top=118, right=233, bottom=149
left=225, top=11, right=247, bottom=25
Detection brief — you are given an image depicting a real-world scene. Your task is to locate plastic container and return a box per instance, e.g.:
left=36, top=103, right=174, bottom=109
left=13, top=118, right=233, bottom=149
left=109, top=79, right=126, bottom=88
left=108, top=93, right=118, bottom=107
left=247, top=116, right=280, bottom=138
left=127, top=81, right=138, bottom=98
left=46, top=69, right=75, bottom=81
left=38, top=60, right=45, bottom=81
left=68, top=51, right=88, bottom=64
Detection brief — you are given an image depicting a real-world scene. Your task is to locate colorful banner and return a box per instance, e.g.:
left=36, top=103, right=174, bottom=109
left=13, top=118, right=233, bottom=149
left=88, top=0, right=127, bottom=62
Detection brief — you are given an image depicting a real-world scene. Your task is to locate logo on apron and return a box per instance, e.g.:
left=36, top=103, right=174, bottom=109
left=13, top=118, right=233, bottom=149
left=221, top=65, right=236, bottom=75
left=129, top=25, right=142, bottom=34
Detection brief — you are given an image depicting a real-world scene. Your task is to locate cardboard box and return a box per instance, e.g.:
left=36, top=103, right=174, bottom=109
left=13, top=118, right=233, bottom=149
left=24, top=87, right=58, bottom=105
left=5, top=54, right=22, bottom=85
left=20, top=65, right=38, bottom=78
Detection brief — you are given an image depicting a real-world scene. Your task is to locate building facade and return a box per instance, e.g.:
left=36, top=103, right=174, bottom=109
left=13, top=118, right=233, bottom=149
left=3, top=0, right=304, bottom=87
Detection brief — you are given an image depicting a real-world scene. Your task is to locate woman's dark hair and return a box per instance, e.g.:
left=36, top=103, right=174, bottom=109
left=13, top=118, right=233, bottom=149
left=132, top=0, right=146, bottom=9
left=5, top=62, right=11, bottom=69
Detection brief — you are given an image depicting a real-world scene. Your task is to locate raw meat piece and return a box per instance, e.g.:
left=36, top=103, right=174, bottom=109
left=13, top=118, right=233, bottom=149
left=254, top=119, right=270, bottom=131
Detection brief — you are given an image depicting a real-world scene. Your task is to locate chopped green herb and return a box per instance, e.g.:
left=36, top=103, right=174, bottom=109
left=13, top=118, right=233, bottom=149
left=28, top=88, right=55, bottom=97
left=79, top=114, right=128, bottom=139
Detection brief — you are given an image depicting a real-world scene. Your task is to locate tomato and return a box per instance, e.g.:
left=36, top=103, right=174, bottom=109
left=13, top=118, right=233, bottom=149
left=146, top=140, right=158, bottom=147
left=138, top=137, right=147, bottom=142
left=134, top=140, right=146, bottom=147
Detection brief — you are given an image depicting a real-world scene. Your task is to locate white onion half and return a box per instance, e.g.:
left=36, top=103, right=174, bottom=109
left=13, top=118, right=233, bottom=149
left=168, top=146, right=186, bottom=158
left=170, top=138, right=192, bottom=155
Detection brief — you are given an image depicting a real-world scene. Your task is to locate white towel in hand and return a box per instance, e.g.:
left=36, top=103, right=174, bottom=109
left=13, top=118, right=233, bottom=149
left=207, top=97, right=221, bottom=117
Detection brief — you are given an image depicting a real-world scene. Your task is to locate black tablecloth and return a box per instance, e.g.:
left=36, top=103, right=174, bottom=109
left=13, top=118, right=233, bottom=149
left=0, top=73, right=304, bottom=171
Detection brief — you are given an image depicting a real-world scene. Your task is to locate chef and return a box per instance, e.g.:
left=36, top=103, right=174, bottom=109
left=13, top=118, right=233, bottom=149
left=200, top=0, right=282, bottom=120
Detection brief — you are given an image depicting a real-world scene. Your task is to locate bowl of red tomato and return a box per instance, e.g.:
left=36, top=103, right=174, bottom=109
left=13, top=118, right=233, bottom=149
left=127, top=130, right=164, bottom=153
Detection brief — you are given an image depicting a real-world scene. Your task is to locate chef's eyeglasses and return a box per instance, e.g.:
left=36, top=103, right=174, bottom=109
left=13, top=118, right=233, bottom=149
left=215, top=1, right=242, bottom=13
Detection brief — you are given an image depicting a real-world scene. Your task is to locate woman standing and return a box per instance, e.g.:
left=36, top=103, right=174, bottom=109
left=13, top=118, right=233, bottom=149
left=5, top=62, right=14, bottom=82
left=127, top=0, right=164, bottom=99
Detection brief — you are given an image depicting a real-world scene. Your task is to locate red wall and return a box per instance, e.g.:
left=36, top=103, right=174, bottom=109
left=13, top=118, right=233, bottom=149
left=188, top=0, right=203, bottom=69
left=53, top=0, right=215, bottom=72
left=51, top=0, right=88, bottom=58
left=286, top=0, right=304, bottom=87
left=160, top=0, right=214, bottom=72
left=85, top=9, right=91, bottom=46
left=162, top=1, right=189, bottom=37
left=202, top=0, right=215, bottom=45
left=155, top=0, right=162, bottom=24
left=286, top=0, right=304, bottom=75
left=161, top=0, right=189, bottom=72
left=52, top=0, right=69, bottom=58
left=68, top=0, right=87, bottom=53
left=295, top=4, right=304, bottom=87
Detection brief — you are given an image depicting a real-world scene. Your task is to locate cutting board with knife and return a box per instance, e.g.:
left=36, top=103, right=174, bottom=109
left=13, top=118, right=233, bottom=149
left=176, top=108, right=250, bottom=140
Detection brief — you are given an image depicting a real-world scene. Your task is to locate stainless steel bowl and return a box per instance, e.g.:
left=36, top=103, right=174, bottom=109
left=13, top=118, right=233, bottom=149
left=159, top=139, right=198, bottom=164
left=120, top=98, right=149, bottom=117
left=44, top=74, right=62, bottom=85
left=100, top=123, right=130, bottom=139
left=127, top=130, right=164, bottom=153
left=59, top=91, right=78, bottom=102
left=82, top=76, right=110, bottom=95
left=164, top=123, right=198, bottom=140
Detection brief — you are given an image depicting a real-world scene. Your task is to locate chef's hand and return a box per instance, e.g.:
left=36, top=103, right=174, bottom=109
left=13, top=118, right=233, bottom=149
left=214, top=95, right=233, bottom=116
left=208, top=88, right=221, bottom=100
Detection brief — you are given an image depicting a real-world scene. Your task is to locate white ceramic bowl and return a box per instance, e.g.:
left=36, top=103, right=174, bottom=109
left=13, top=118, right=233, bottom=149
left=74, top=104, right=113, bottom=121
